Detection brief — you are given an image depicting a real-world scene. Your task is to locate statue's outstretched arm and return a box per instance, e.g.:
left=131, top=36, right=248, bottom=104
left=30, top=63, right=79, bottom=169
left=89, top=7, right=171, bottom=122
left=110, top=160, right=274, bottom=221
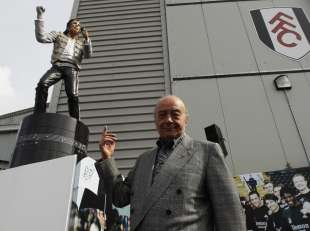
left=34, top=6, right=58, bottom=44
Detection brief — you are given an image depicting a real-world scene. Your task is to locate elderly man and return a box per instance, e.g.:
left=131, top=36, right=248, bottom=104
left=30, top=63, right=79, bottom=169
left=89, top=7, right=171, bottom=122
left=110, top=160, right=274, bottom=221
left=96, top=95, right=246, bottom=231
left=34, top=6, right=92, bottom=120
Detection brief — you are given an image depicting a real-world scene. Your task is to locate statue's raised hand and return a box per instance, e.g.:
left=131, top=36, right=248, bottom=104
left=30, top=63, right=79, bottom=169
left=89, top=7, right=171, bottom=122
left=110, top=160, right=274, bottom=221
left=36, top=6, right=45, bottom=20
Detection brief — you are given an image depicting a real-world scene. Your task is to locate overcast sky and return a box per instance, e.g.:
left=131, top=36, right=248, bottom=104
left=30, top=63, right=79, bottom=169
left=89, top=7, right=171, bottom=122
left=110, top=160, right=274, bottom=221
left=0, top=0, right=74, bottom=116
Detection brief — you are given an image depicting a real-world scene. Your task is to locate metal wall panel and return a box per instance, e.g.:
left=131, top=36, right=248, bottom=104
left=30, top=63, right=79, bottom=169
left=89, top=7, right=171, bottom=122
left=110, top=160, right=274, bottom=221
left=284, top=72, right=310, bottom=161
left=57, top=98, right=159, bottom=112
left=175, top=72, right=310, bottom=173
left=166, top=4, right=215, bottom=78
left=173, top=79, right=235, bottom=172
left=166, top=0, right=310, bottom=77
left=175, top=76, right=290, bottom=174
left=203, top=2, right=258, bottom=75
left=74, top=105, right=154, bottom=117
left=78, top=77, right=164, bottom=88
left=261, top=73, right=310, bottom=168
left=0, top=133, right=16, bottom=162
left=50, top=0, right=168, bottom=173
left=167, top=0, right=248, bottom=4
left=168, top=0, right=310, bottom=174
left=0, top=108, right=33, bottom=163
left=166, top=0, right=201, bottom=5
left=0, top=110, right=32, bottom=127
left=82, top=114, right=154, bottom=125
left=58, top=91, right=163, bottom=104
left=86, top=122, right=155, bottom=134
left=79, top=65, right=164, bottom=76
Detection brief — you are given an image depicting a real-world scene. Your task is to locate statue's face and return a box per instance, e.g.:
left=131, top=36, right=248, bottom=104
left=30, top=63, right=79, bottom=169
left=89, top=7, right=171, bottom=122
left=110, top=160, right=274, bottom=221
left=68, top=20, right=81, bottom=36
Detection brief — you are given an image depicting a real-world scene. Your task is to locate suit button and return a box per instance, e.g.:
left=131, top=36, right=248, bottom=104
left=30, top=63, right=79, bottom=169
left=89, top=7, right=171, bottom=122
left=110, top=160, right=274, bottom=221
left=130, top=191, right=134, bottom=196
left=176, top=189, right=182, bottom=195
left=166, top=209, right=172, bottom=215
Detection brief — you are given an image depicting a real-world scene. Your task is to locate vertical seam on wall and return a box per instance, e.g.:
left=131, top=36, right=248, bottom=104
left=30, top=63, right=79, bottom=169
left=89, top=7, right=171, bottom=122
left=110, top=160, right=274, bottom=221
left=160, top=0, right=172, bottom=95
left=200, top=2, right=216, bottom=75
left=216, top=78, right=236, bottom=173
left=200, top=2, right=235, bottom=172
left=237, top=1, right=290, bottom=167
left=236, top=2, right=260, bottom=73
left=283, top=88, right=310, bottom=165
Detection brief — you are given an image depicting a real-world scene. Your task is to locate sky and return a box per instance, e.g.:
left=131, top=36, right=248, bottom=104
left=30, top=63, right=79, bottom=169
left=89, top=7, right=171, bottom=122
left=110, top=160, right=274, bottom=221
left=0, top=0, right=75, bottom=116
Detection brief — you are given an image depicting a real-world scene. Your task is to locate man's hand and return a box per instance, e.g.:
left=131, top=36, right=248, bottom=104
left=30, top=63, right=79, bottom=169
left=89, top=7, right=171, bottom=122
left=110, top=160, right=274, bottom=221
left=81, top=27, right=90, bottom=41
left=36, top=6, right=45, bottom=20
left=99, top=127, right=117, bottom=159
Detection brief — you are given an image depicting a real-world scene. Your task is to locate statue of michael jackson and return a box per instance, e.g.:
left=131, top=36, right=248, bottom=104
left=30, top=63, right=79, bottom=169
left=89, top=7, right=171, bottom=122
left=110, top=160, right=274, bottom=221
left=34, top=6, right=93, bottom=120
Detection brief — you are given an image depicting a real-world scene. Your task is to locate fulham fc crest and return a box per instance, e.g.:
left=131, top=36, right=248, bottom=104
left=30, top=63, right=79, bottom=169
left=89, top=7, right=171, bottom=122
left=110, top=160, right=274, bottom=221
left=251, top=8, right=310, bottom=60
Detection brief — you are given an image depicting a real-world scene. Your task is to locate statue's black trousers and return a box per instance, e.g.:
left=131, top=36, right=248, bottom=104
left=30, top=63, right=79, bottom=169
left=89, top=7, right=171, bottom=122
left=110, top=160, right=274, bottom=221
left=34, top=65, right=80, bottom=119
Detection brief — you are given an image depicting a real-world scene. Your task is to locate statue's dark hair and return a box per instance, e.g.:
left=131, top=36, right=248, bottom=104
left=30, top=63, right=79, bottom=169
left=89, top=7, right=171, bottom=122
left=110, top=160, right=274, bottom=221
left=64, top=18, right=80, bottom=35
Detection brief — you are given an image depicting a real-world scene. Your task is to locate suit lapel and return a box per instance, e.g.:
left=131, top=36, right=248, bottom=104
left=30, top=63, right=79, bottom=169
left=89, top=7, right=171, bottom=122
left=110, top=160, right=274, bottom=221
left=133, top=147, right=156, bottom=204
left=133, top=135, right=196, bottom=229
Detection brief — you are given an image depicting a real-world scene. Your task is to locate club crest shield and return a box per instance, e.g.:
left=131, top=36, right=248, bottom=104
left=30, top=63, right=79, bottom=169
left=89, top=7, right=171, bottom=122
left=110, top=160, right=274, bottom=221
left=251, top=7, right=310, bottom=60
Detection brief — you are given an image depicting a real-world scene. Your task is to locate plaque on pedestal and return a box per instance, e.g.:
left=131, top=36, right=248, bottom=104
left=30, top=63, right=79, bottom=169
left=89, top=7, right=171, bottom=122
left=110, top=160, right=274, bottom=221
left=10, top=113, right=89, bottom=168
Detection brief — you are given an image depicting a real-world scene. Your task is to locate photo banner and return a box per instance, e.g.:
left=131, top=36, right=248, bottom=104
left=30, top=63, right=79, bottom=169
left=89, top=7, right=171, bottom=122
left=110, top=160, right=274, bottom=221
left=68, top=156, right=130, bottom=231
left=234, top=167, right=310, bottom=231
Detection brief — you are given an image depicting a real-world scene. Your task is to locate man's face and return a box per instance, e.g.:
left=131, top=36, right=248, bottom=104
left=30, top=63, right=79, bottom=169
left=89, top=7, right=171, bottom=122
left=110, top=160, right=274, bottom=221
left=265, top=199, right=279, bottom=214
left=155, top=96, right=188, bottom=139
left=283, top=193, right=295, bottom=207
left=263, top=183, right=274, bottom=194
left=249, top=194, right=261, bottom=208
left=69, top=20, right=81, bottom=36
left=293, top=176, right=308, bottom=192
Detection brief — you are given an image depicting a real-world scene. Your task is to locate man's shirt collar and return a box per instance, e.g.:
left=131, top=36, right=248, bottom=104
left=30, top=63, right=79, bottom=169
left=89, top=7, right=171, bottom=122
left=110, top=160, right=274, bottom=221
left=156, top=134, right=184, bottom=150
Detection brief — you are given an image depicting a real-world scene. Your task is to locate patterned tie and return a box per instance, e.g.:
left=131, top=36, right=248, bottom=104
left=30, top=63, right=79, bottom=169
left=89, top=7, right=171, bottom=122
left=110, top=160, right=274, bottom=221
left=152, top=140, right=174, bottom=183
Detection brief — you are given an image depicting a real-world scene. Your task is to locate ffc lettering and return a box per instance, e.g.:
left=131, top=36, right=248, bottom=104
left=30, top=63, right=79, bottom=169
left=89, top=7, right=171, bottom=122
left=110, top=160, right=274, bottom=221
left=269, top=11, right=302, bottom=48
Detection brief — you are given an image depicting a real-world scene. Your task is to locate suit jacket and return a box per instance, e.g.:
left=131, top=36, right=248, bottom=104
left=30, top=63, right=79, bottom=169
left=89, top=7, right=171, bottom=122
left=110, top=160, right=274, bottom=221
left=97, top=134, right=246, bottom=231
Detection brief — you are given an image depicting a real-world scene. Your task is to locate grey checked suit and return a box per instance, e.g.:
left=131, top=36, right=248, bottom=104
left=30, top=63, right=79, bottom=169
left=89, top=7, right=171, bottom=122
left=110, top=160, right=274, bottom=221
left=97, top=134, right=246, bottom=231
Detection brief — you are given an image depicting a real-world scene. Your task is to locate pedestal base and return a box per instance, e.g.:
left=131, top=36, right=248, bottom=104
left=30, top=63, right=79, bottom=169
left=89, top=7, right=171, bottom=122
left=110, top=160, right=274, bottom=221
left=10, top=113, right=89, bottom=168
